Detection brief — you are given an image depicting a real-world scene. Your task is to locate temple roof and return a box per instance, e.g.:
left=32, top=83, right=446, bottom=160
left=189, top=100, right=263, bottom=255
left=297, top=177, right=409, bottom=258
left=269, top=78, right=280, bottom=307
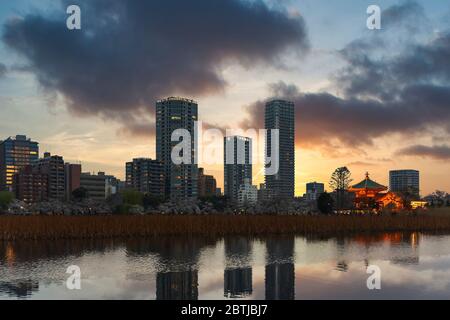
left=350, top=172, right=387, bottom=191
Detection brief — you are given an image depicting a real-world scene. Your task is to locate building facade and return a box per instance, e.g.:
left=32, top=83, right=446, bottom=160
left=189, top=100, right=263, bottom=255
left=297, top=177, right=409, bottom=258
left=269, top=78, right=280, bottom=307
left=65, top=163, right=81, bottom=201
left=265, top=100, right=295, bottom=199
left=13, top=165, right=48, bottom=204
left=80, top=172, right=106, bottom=201
left=237, top=179, right=258, bottom=207
left=198, top=168, right=217, bottom=198
left=156, top=97, right=198, bottom=200
left=304, top=182, right=325, bottom=201
left=125, top=158, right=164, bottom=197
left=389, top=170, right=420, bottom=197
left=104, top=173, right=120, bottom=198
left=224, top=136, right=252, bottom=203
left=35, top=153, right=65, bottom=202
left=0, top=135, right=39, bottom=192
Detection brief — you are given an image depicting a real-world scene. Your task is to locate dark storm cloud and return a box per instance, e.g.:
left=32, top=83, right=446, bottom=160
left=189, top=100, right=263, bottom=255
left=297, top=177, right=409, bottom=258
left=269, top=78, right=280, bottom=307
left=242, top=1, right=450, bottom=151
left=396, top=145, right=450, bottom=160
left=2, top=0, right=308, bottom=131
left=242, top=82, right=450, bottom=148
left=382, top=0, right=430, bottom=30
left=336, top=1, right=434, bottom=100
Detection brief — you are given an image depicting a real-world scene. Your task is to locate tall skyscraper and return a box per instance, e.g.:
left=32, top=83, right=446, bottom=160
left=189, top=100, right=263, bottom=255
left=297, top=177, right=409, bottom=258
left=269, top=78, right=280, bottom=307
left=265, top=100, right=295, bottom=199
left=156, top=97, right=198, bottom=200
left=389, top=170, right=420, bottom=197
left=125, top=158, right=165, bottom=197
left=224, top=136, right=252, bottom=203
left=0, top=135, right=39, bottom=191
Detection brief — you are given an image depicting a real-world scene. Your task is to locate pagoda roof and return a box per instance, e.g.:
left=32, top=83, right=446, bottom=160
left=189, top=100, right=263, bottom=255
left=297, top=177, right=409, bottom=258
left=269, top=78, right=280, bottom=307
left=350, top=172, right=387, bottom=191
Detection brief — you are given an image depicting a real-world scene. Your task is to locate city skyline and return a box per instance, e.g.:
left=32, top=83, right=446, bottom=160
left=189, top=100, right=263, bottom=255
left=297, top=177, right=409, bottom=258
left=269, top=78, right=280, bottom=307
left=0, top=0, right=449, bottom=195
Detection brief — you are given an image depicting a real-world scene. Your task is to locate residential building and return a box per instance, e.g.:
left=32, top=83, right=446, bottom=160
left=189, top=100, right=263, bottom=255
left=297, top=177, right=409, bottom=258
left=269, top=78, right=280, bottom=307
left=265, top=100, right=295, bottom=199
left=257, top=183, right=272, bottom=202
left=104, top=173, right=120, bottom=198
left=35, top=153, right=65, bottom=201
left=198, top=168, right=217, bottom=198
left=224, top=136, right=252, bottom=203
left=80, top=172, right=106, bottom=201
left=389, top=170, right=420, bottom=197
left=13, top=165, right=48, bottom=204
left=156, top=97, right=198, bottom=200
left=237, top=178, right=258, bottom=207
left=125, top=158, right=165, bottom=197
left=65, top=163, right=81, bottom=201
left=0, top=135, right=39, bottom=191
left=304, top=182, right=325, bottom=201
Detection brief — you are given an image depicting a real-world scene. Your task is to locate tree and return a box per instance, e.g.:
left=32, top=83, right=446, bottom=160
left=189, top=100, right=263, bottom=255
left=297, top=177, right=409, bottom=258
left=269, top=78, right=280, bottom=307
left=200, top=195, right=230, bottom=211
left=329, top=167, right=353, bottom=210
left=426, top=190, right=448, bottom=208
left=121, top=189, right=144, bottom=206
left=0, top=191, right=14, bottom=210
left=143, top=194, right=165, bottom=209
left=72, top=187, right=89, bottom=201
left=398, top=186, right=421, bottom=210
left=317, top=192, right=334, bottom=215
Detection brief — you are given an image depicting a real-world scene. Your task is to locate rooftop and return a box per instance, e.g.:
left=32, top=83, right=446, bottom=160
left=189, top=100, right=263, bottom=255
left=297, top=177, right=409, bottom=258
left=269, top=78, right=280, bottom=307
left=350, top=172, right=387, bottom=191
left=157, top=97, right=197, bottom=104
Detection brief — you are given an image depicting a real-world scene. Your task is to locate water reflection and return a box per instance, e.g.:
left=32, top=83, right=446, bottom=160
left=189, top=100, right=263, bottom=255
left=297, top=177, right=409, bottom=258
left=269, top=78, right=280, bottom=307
left=1, top=232, right=450, bottom=300
left=224, top=237, right=253, bottom=298
left=265, top=236, right=295, bottom=300
left=156, top=270, right=198, bottom=300
left=126, top=237, right=216, bottom=300
left=0, top=279, right=39, bottom=298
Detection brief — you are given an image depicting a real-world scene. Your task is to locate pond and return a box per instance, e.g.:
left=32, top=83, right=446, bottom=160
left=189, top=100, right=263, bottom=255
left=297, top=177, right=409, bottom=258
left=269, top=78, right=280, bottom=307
left=1, top=232, right=450, bottom=299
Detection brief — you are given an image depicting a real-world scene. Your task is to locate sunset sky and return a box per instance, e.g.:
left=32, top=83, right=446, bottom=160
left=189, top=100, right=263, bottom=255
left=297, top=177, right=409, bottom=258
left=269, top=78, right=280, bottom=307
left=0, top=0, right=449, bottom=196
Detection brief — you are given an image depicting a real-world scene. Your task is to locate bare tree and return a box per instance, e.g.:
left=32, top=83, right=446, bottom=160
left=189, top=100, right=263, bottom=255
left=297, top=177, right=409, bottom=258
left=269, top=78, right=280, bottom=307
left=329, top=167, right=353, bottom=210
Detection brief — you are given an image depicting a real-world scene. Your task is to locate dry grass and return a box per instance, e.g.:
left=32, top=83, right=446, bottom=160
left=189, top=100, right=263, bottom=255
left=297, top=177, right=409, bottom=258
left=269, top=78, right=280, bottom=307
left=1, top=211, right=450, bottom=241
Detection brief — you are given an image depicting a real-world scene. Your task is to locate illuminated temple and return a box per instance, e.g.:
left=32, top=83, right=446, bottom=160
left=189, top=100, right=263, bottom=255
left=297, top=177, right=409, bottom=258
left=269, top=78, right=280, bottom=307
left=349, top=173, right=403, bottom=211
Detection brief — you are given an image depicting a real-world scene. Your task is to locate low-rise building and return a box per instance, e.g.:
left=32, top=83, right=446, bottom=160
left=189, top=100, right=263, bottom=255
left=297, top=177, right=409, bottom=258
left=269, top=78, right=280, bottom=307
left=198, top=168, right=217, bottom=198
left=304, top=182, right=325, bottom=201
left=65, top=163, right=81, bottom=201
left=237, top=179, right=258, bottom=207
left=80, top=172, right=106, bottom=201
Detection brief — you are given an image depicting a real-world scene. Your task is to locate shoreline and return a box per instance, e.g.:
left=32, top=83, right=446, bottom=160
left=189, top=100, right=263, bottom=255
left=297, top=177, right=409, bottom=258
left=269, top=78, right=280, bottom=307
left=2, top=213, right=450, bottom=241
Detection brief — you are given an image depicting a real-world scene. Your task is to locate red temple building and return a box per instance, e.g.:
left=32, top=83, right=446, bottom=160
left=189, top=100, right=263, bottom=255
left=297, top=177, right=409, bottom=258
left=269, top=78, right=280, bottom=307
left=349, top=172, right=403, bottom=211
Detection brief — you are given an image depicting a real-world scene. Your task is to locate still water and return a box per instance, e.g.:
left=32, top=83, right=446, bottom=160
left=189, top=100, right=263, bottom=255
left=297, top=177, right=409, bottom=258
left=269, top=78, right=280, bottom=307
left=1, top=233, right=450, bottom=300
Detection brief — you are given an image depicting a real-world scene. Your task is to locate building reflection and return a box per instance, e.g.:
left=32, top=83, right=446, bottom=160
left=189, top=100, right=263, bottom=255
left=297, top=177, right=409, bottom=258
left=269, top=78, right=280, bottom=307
left=126, top=237, right=216, bottom=300
left=0, top=279, right=39, bottom=298
left=156, top=270, right=198, bottom=300
left=0, top=239, right=118, bottom=264
left=335, top=238, right=348, bottom=272
left=334, top=232, right=421, bottom=270
left=265, top=236, right=295, bottom=300
left=224, top=237, right=253, bottom=298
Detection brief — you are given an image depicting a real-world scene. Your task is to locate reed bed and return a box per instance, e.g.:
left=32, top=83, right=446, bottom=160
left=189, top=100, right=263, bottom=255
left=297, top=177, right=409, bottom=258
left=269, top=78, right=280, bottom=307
left=1, top=214, right=450, bottom=241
